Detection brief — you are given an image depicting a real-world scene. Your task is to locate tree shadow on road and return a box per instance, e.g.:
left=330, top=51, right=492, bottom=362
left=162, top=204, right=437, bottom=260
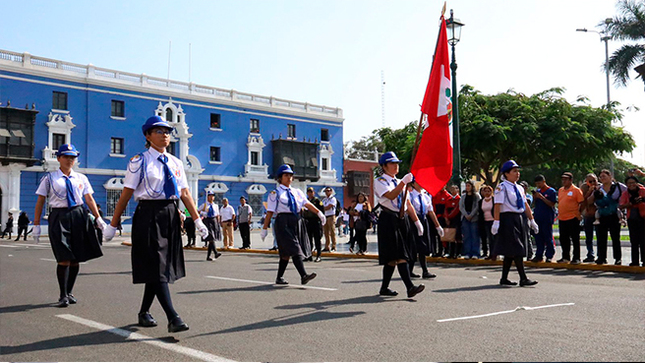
left=78, top=271, right=131, bottom=276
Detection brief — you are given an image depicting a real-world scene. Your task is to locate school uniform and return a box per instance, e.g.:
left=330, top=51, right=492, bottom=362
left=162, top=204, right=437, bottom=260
left=410, top=189, right=432, bottom=257
left=199, top=200, right=221, bottom=259
left=493, top=180, right=528, bottom=258
left=36, top=169, right=102, bottom=263
left=267, top=185, right=311, bottom=259
left=374, top=174, right=413, bottom=265
left=124, top=148, right=187, bottom=284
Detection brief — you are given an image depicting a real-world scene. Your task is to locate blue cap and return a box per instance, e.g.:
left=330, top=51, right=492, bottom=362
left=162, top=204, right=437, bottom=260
left=379, top=151, right=401, bottom=166
left=56, top=143, right=80, bottom=157
left=277, top=164, right=294, bottom=177
left=207, top=190, right=215, bottom=196
left=501, top=160, right=521, bottom=173
left=142, top=116, right=173, bottom=135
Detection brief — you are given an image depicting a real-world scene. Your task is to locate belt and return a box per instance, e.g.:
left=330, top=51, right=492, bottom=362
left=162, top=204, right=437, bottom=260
left=222, top=219, right=232, bottom=223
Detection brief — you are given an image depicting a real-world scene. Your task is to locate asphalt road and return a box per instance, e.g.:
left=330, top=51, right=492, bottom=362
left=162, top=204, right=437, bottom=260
left=1, top=239, right=644, bottom=362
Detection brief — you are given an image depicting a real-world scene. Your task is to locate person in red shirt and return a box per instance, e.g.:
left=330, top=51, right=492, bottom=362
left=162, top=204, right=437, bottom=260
left=433, top=185, right=452, bottom=257
left=445, top=185, right=462, bottom=258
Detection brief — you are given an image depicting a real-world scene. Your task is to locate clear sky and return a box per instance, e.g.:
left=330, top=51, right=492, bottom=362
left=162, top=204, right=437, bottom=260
left=2, top=0, right=643, bottom=167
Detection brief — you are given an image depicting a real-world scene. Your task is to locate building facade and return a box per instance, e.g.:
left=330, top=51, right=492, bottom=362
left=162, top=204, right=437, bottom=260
left=0, top=50, right=344, bottom=232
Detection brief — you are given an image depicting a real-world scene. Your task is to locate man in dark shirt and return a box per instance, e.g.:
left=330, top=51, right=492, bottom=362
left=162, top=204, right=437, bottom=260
left=304, top=187, right=324, bottom=262
left=531, top=175, right=557, bottom=262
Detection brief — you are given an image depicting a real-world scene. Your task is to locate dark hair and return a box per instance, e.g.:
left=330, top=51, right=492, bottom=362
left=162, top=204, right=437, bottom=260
left=599, top=169, right=612, bottom=177
left=625, top=176, right=639, bottom=184
left=356, top=192, right=367, bottom=203
left=534, top=175, right=545, bottom=182
left=240, top=196, right=246, bottom=201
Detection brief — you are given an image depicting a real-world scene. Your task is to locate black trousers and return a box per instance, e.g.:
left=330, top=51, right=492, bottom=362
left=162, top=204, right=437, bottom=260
left=16, top=225, right=28, bottom=240
left=239, top=222, right=251, bottom=248
left=559, top=218, right=581, bottom=261
left=354, top=228, right=368, bottom=252
left=627, top=212, right=645, bottom=265
left=305, top=218, right=322, bottom=257
left=596, top=214, right=622, bottom=262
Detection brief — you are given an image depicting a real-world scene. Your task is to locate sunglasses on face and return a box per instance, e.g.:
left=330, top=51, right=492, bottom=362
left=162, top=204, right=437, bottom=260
left=153, top=129, right=171, bottom=135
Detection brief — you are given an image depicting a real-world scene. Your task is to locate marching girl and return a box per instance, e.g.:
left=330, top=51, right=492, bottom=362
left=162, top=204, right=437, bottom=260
left=104, top=116, right=208, bottom=333
left=491, top=160, right=539, bottom=287
left=408, top=180, right=444, bottom=279
left=260, top=164, right=325, bottom=285
left=374, top=152, right=426, bottom=298
left=33, top=144, right=105, bottom=307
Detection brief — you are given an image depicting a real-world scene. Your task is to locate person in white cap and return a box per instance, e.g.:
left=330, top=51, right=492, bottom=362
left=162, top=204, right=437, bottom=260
left=103, top=116, right=208, bottom=333
left=33, top=143, right=104, bottom=308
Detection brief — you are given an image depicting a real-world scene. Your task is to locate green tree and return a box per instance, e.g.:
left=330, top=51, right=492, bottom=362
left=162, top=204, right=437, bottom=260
left=607, top=0, right=645, bottom=87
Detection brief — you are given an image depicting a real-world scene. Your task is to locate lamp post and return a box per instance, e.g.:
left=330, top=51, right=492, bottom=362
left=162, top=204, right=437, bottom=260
left=577, top=17, right=613, bottom=173
left=447, top=10, right=464, bottom=186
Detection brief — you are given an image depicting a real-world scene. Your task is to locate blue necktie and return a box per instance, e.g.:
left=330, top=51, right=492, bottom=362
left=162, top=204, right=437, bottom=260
left=418, top=194, right=425, bottom=218
left=208, top=204, right=215, bottom=218
left=64, top=176, right=77, bottom=208
left=514, top=184, right=525, bottom=211
left=158, top=154, right=178, bottom=199
left=392, top=179, right=401, bottom=208
left=286, top=189, right=298, bottom=214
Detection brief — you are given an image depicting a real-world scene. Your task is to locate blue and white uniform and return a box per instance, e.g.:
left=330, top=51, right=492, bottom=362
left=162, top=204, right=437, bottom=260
left=267, top=185, right=311, bottom=259
left=493, top=179, right=528, bottom=257
left=374, top=174, right=412, bottom=266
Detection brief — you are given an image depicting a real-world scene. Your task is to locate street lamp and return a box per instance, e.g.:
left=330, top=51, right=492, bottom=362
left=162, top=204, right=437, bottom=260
left=577, top=17, right=614, bottom=173
left=446, top=10, right=464, bottom=186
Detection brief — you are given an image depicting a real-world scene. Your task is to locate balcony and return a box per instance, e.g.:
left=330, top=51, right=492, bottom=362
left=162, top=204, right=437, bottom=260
left=0, top=106, right=38, bottom=166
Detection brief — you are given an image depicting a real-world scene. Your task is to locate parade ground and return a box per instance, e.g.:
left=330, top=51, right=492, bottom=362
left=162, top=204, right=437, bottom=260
left=1, top=233, right=644, bottom=362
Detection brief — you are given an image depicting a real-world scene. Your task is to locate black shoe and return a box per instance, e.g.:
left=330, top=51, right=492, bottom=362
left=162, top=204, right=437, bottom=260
left=530, top=256, right=543, bottom=263
left=614, top=259, right=622, bottom=265
left=410, top=272, right=421, bottom=278
left=67, top=294, right=77, bottom=304
left=379, top=288, right=398, bottom=296
left=138, top=312, right=158, bottom=327
left=321, top=248, right=330, bottom=252
left=596, top=259, right=606, bottom=265
left=215, top=252, right=222, bottom=259
left=301, top=273, right=317, bottom=285
left=583, top=256, right=595, bottom=263
left=422, top=272, right=437, bottom=279
left=168, top=316, right=189, bottom=333
left=407, top=284, right=425, bottom=298
left=206, top=257, right=214, bottom=261
left=331, top=248, right=336, bottom=252
left=570, top=259, right=581, bottom=265
left=629, top=262, right=640, bottom=267
left=57, top=296, right=69, bottom=308
left=275, top=277, right=289, bottom=285
left=304, top=256, right=313, bottom=262
left=314, top=257, right=321, bottom=262
left=519, top=279, right=538, bottom=287
left=269, top=247, right=278, bottom=251
left=499, top=279, right=518, bottom=286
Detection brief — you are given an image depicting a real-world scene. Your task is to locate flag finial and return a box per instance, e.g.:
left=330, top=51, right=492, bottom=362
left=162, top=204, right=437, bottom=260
left=441, top=2, right=446, bottom=17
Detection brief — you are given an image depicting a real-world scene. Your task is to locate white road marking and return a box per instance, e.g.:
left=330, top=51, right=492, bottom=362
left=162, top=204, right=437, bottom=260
left=0, top=244, right=20, bottom=248
left=39, top=258, right=87, bottom=264
left=56, top=314, right=234, bottom=362
left=206, top=275, right=338, bottom=291
left=437, top=303, right=575, bottom=323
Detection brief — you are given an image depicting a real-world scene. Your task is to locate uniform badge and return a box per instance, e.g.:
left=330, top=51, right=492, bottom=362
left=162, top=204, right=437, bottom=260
left=130, top=154, right=142, bottom=162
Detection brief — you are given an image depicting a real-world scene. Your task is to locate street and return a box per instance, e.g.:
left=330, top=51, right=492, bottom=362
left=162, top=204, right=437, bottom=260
left=1, top=237, right=644, bottom=362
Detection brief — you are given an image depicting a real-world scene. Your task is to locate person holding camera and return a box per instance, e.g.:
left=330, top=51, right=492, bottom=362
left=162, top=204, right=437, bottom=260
left=619, top=176, right=645, bottom=267
left=588, top=169, right=626, bottom=265
left=530, top=175, right=557, bottom=263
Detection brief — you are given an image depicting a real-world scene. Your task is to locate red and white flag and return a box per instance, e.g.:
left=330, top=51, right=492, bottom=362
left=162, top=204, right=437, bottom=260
left=411, top=9, right=453, bottom=197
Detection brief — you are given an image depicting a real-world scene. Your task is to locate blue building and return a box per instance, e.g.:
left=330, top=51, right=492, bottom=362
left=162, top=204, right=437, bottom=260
left=0, top=49, right=344, bottom=232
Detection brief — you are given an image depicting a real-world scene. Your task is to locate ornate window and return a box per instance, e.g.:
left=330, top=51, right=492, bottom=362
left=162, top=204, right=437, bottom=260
left=244, top=135, right=268, bottom=177
left=42, top=112, right=76, bottom=167
left=103, top=177, right=129, bottom=217
left=246, top=184, right=267, bottom=216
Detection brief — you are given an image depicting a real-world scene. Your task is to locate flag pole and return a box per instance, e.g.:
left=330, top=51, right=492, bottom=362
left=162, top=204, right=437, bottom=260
left=400, top=4, right=446, bottom=218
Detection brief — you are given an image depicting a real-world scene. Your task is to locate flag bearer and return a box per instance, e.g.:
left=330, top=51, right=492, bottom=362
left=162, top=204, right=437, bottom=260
left=33, top=144, right=105, bottom=307
left=491, top=160, right=539, bottom=287
left=374, top=152, right=426, bottom=298
left=104, top=116, right=208, bottom=333
left=260, top=164, right=324, bottom=285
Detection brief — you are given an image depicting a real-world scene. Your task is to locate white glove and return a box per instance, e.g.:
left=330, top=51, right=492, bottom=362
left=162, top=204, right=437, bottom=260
left=194, top=218, right=209, bottom=239
left=414, top=220, right=424, bottom=236
left=260, top=228, right=268, bottom=241
left=33, top=225, right=41, bottom=238
left=104, top=225, right=117, bottom=241
left=491, top=220, right=500, bottom=235
left=401, top=173, right=414, bottom=185
left=95, top=217, right=107, bottom=231
left=436, top=226, right=444, bottom=237
left=529, top=219, right=539, bottom=234
left=317, top=211, right=326, bottom=225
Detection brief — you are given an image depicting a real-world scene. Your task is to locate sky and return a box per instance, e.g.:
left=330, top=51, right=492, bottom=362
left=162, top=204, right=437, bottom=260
left=2, top=0, right=643, bottom=167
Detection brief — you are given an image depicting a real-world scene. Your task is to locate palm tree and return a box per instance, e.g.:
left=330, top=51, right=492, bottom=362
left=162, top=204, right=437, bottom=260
left=606, top=0, right=645, bottom=87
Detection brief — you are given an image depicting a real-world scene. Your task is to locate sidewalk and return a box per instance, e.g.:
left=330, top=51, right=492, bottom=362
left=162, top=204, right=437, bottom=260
left=116, top=227, right=645, bottom=274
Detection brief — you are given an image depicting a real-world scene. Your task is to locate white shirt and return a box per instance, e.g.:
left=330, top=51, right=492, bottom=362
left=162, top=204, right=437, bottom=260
left=220, top=205, right=235, bottom=221
left=323, top=196, right=337, bottom=216
left=352, top=203, right=364, bottom=221
left=374, top=173, right=408, bottom=213
left=237, top=204, right=253, bottom=223
left=36, top=169, right=93, bottom=208
left=123, top=148, right=189, bottom=201
left=267, top=184, right=308, bottom=214
left=199, top=201, right=220, bottom=219
left=494, top=180, right=527, bottom=213
left=410, top=189, right=433, bottom=215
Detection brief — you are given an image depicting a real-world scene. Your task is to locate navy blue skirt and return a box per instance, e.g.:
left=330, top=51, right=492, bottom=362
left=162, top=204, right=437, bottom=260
left=275, top=213, right=311, bottom=259
left=377, top=209, right=412, bottom=265
left=48, top=206, right=103, bottom=263
left=493, top=212, right=526, bottom=257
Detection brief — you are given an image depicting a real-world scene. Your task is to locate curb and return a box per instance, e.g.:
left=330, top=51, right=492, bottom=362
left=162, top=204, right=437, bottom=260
left=121, top=242, right=645, bottom=274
